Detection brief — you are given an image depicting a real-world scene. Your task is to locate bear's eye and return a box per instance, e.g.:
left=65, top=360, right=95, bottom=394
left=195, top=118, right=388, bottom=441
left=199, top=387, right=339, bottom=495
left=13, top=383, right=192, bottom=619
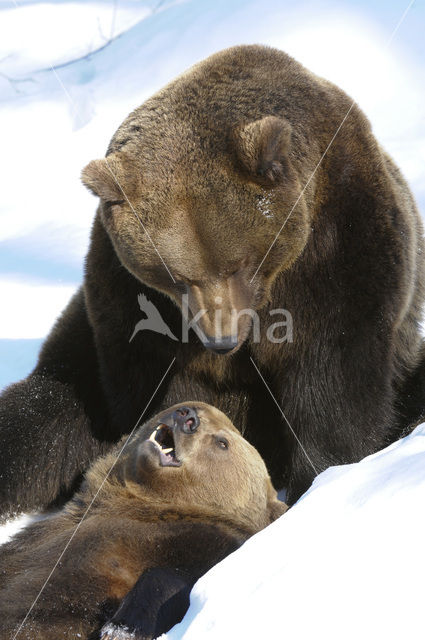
left=216, top=436, right=229, bottom=450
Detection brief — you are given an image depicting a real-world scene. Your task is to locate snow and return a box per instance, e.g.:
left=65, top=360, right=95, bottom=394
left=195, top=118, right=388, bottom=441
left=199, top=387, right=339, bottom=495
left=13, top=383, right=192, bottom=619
left=0, top=512, right=44, bottom=545
left=0, top=277, right=75, bottom=338
left=162, top=422, right=425, bottom=639
left=256, top=193, right=274, bottom=219
left=101, top=622, right=137, bottom=639
left=0, top=2, right=154, bottom=76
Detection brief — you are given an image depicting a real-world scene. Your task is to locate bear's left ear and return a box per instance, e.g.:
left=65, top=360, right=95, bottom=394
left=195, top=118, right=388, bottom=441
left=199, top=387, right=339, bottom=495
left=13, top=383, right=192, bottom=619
left=267, top=481, right=288, bottom=523
left=232, top=115, right=292, bottom=186
left=268, top=498, right=288, bottom=522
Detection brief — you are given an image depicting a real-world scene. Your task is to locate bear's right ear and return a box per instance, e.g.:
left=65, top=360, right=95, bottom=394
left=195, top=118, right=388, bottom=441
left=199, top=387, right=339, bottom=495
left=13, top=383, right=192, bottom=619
left=232, top=115, right=292, bottom=186
left=81, top=153, right=128, bottom=202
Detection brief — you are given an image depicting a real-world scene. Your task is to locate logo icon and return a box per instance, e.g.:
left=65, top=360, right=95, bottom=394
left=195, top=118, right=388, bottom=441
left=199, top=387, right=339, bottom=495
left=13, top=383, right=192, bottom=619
left=129, top=294, right=178, bottom=343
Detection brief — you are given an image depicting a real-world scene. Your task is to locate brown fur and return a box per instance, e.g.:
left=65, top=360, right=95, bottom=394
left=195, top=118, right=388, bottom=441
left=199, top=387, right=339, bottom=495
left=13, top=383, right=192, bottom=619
left=81, top=45, right=425, bottom=496
left=1, top=44, right=424, bottom=515
left=0, top=402, right=286, bottom=639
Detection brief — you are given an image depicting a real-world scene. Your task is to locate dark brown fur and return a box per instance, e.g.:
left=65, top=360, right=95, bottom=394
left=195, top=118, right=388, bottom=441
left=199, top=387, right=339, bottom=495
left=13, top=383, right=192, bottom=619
left=0, top=402, right=285, bottom=639
left=0, top=45, right=424, bottom=513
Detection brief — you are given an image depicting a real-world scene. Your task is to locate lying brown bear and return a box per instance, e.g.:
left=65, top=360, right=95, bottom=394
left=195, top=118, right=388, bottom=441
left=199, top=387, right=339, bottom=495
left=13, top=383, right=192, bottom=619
left=0, top=402, right=286, bottom=640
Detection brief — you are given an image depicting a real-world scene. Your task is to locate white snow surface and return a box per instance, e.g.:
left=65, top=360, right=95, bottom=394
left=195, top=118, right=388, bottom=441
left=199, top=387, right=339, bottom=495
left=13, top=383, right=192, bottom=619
left=0, top=512, right=36, bottom=545
left=0, top=2, right=154, bottom=76
left=161, top=423, right=425, bottom=639
left=0, top=277, right=75, bottom=338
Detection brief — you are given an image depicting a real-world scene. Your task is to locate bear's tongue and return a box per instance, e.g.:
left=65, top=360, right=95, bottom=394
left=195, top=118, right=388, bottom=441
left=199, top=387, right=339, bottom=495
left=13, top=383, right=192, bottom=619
left=149, top=424, right=181, bottom=467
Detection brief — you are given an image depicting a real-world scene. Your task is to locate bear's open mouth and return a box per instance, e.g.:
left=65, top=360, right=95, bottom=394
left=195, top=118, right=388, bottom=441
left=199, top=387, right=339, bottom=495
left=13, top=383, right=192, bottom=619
left=148, top=424, right=181, bottom=467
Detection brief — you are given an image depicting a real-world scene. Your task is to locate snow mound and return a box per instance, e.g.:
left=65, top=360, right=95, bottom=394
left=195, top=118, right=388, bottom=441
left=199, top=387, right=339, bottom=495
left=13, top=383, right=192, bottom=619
left=163, top=422, right=425, bottom=640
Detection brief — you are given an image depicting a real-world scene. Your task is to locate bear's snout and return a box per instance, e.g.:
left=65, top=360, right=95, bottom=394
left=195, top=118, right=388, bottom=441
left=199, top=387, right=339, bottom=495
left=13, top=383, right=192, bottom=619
left=202, top=336, right=239, bottom=355
left=161, top=406, right=200, bottom=434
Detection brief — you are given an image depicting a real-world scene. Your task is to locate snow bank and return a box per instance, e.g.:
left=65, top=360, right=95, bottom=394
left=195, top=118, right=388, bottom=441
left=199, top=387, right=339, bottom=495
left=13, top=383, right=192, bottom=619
left=0, top=2, right=154, bottom=76
left=0, top=277, right=75, bottom=339
left=164, top=423, right=425, bottom=639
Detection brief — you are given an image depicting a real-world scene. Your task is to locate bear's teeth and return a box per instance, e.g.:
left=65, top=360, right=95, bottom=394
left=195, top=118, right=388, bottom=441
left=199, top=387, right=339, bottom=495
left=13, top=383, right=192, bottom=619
left=149, top=428, right=159, bottom=443
left=148, top=430, right=173, bottom=454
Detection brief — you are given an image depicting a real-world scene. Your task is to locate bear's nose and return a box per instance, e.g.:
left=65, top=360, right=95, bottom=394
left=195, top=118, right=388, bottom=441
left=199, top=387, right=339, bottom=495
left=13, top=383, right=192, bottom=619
left=173, top=406, right=199, bottom=434
left=203, top=336, right=238, bottom=355
left=159, top=406, right=199, bottom=434
left=160, top=407, right=199, bottom=433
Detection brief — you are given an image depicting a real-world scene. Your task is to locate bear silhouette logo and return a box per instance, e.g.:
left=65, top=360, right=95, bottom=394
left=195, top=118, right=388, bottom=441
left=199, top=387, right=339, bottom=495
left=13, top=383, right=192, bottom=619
left=129, top=294, right=178, bottom=342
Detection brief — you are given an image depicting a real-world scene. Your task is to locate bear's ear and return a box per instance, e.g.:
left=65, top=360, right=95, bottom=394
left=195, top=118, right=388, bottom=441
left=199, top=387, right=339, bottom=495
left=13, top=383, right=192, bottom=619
left=81, top=153, right=130, bottom=202
left=268, top=498, right=288, bottom=522
left=266, top=481, right=288, bottom=523
left=232, top=115, right=292, bottom=186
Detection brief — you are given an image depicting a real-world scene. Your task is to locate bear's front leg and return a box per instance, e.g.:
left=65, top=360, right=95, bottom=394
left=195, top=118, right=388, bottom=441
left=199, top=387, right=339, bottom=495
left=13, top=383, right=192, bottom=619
left=100, top=567, right=195, bottom=640
left=282, top=344, right=397, bottom=503
left=0, top=289, right=112, bottom=517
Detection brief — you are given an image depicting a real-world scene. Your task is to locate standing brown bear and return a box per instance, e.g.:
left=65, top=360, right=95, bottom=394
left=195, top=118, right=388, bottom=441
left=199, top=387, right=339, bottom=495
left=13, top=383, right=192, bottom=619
left=0, top=44, right=424, bottom=511
left=0, top=402, right=286, bottom=640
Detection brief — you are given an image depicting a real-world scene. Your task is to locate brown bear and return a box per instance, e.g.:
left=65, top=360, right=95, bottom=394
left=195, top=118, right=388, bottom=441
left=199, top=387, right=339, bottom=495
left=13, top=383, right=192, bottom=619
left=0, top=44, right=424, bottom=512
left=0, top=402, right=286, bottom=640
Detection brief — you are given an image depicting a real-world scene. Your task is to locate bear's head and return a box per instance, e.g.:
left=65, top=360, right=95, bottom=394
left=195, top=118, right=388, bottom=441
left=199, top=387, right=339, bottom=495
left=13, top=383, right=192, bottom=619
left=81, top=48, right=317, bottom=354
left=123, top=402, right=287, bottom=529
